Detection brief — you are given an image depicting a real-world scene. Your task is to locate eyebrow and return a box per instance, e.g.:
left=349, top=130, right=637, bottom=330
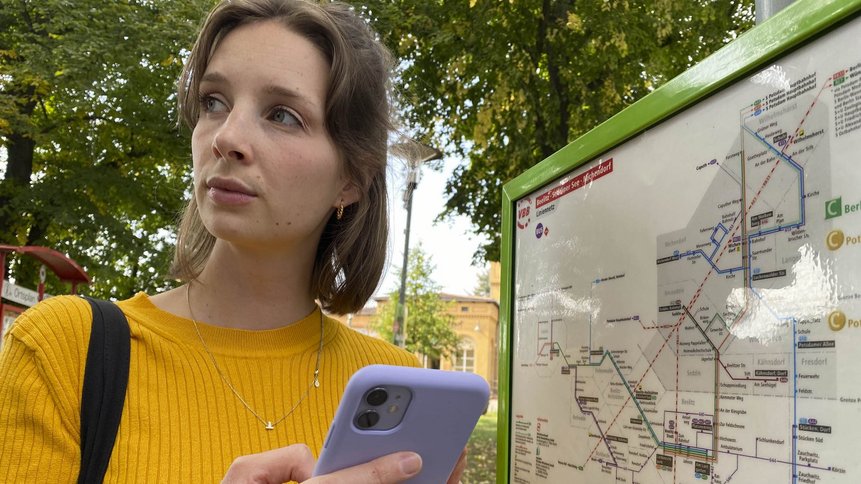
left=199, top=71, right=321, bottom=112
left=263, top=84, right=321, bottom=112
left=199, top=71, right=230, bottom=86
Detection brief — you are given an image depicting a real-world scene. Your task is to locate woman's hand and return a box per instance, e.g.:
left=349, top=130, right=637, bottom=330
left=447, top=449, right=468, bottom=484
left=221, top=444, right=422, bottom=483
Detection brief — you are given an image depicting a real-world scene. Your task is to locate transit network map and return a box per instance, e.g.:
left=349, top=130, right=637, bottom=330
left=510, top=16, right=861, bottom=484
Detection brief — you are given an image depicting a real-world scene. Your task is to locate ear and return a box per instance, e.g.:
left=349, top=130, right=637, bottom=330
left=335, top=180, right=361, bottom=208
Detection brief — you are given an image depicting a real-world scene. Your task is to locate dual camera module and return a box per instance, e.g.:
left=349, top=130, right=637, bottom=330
left=354, top=385, right=412, bottom=431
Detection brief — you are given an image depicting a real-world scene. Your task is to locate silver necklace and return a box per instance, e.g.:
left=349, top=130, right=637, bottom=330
left=187, top=284, right=322, bottom=431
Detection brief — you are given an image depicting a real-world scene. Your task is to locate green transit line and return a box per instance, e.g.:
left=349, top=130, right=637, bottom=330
left=685, top=307, right=719, bottom=353
left=582, top=348, right=716, bottom=460
left=560, top=332, right=719, bottom=460
left=661, top=442, right=711, bottom=458
left=555, top=343, right=661, bottom=446
left=705, top=312, right=728, bottom=332
left=604, top=351, right=662, bottom=445
left=550, top=341, right=574, bottom=367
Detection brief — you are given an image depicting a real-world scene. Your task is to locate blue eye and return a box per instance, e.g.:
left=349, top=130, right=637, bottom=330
left=272, top=107, right=301, bottom=127
left=200, top=94, right=227, bottom=113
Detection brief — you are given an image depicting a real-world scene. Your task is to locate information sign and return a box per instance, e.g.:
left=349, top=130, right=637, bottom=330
left=499, top=2, right=861, bottom=483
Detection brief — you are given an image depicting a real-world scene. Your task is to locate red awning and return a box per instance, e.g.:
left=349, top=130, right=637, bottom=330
left=0, top=245, right=90, bottom=284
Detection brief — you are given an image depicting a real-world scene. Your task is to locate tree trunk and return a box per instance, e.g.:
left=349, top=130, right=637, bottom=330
left=0, top=131, right=36, bottom=244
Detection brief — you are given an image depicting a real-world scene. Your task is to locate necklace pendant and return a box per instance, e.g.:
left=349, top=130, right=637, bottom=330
left=189, top=286, right=324, bottom=432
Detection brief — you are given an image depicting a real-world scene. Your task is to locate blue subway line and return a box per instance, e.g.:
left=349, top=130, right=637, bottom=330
left=745, top=292, right=800, bottom=484
left=741, top=125, right=806, bottom=292
left=750, top=287, right=788, bottom=322
left=749, top=282, right=799, bottom=481
left=747, top=221, right=803, bottom=238
left=742, top=125, right=804, bottom=172
left=742, top=125, right=806, bottom=228
left=678, top=249, right=744, bottom=274
left=710, top=223, right=729, bottom=247
left=709, top=223, right=730, bottom=259
left=792, top=317, right=798, bottom=484
left=742, top=123, right=808, bottom=484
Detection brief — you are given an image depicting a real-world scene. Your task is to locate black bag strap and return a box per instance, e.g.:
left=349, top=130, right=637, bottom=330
left=78, top=298, right=131, bottom=484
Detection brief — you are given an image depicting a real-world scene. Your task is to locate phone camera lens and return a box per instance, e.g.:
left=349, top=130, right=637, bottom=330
left=356, top=410, right=380, bottom=429
left=366, top=388, right=388, bottom=406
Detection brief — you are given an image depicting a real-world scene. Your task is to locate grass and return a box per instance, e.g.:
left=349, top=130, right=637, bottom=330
left=463, top=412, right=497, bottom=483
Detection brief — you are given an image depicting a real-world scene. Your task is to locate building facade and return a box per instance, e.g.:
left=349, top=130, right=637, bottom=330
left=329, top=263, right=502, bottom=396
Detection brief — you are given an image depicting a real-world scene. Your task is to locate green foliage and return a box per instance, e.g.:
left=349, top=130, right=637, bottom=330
left=0, top=0, right=211, bottom=298
left=473, top=267, right=490, bottom=297
left=0, top=0, right=757, bottom=297
left=352, top=0, right=754, bottom=260
left=464, top=412, right=498, bottom=483
left=371, top=245, right=460, bottom=360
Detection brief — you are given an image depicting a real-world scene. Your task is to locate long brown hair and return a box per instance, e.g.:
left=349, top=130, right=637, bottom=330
left=173, top=0, right=392, bottom=314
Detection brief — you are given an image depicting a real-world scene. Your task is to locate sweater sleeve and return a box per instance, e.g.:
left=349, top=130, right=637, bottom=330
left=0, top=296, right=91, bottom=481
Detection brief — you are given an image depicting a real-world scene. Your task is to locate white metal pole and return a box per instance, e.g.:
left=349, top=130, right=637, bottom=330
left=755, top=0, right=795, bottom=24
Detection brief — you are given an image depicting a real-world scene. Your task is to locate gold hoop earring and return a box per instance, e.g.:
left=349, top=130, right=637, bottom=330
left=336, top=203, right=344, bottom=220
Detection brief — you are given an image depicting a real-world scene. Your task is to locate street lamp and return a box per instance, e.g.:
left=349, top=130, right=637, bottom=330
left=389, top=138, right=443, bottom=348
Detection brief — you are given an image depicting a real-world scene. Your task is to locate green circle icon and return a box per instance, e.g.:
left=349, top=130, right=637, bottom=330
left=828, top=310, right=846, bottom=331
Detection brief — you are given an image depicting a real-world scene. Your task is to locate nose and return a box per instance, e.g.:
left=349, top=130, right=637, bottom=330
left=212, top=110, right=252, bottom=163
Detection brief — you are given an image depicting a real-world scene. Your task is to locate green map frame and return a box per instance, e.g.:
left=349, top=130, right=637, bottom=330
left=496, top=0, right=861, bottom=481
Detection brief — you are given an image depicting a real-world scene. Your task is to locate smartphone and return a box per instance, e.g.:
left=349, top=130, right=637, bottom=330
left=313, top=364, right=490, bottom=482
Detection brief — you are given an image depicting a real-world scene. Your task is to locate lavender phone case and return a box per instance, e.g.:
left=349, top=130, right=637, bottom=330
left=313, top=365, right=490, bottom=482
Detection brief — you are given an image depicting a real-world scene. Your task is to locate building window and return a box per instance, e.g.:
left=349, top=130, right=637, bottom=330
left=461, top=306, right=469, bottom=312
left=453, top=337, right=475, bottom=373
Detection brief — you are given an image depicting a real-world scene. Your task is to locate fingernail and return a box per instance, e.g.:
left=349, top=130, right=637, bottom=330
left=399, top=453, right=422, bottom=476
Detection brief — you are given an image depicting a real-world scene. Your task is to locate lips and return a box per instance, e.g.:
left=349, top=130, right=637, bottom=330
left=206, top=176, right=258, bottom=205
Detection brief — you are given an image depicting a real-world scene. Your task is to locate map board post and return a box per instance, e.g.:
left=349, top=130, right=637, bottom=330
left=498, top=1, right=861, bottom=482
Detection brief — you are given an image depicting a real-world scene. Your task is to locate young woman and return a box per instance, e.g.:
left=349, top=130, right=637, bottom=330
left=0, top=1, right=465, bottom=482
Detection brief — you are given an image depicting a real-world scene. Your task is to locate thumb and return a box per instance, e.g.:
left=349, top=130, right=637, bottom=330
left=222, top=444, right=315, bottom=483
left=307, top=452, right=422, bottom=483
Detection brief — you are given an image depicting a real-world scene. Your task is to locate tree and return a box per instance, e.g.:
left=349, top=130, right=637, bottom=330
left=352, top=0, right=754, bottom=261
left=371, top=245, right=460, bottom=363
left=473, top=267, right=490, bottom=297
left=0, top=0, right=210, bottom=297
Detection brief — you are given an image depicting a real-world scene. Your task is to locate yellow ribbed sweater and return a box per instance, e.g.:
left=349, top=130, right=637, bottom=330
left=0, top=293, right=418, bottom=482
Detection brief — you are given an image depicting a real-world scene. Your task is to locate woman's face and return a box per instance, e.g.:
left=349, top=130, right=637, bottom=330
left=191, top=20, right=358, bottom=253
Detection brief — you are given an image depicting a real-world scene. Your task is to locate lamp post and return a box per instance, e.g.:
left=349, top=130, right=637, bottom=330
left=755, top=0, right=794, bottom=24
left=390, top=139, right=443, bottom=348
